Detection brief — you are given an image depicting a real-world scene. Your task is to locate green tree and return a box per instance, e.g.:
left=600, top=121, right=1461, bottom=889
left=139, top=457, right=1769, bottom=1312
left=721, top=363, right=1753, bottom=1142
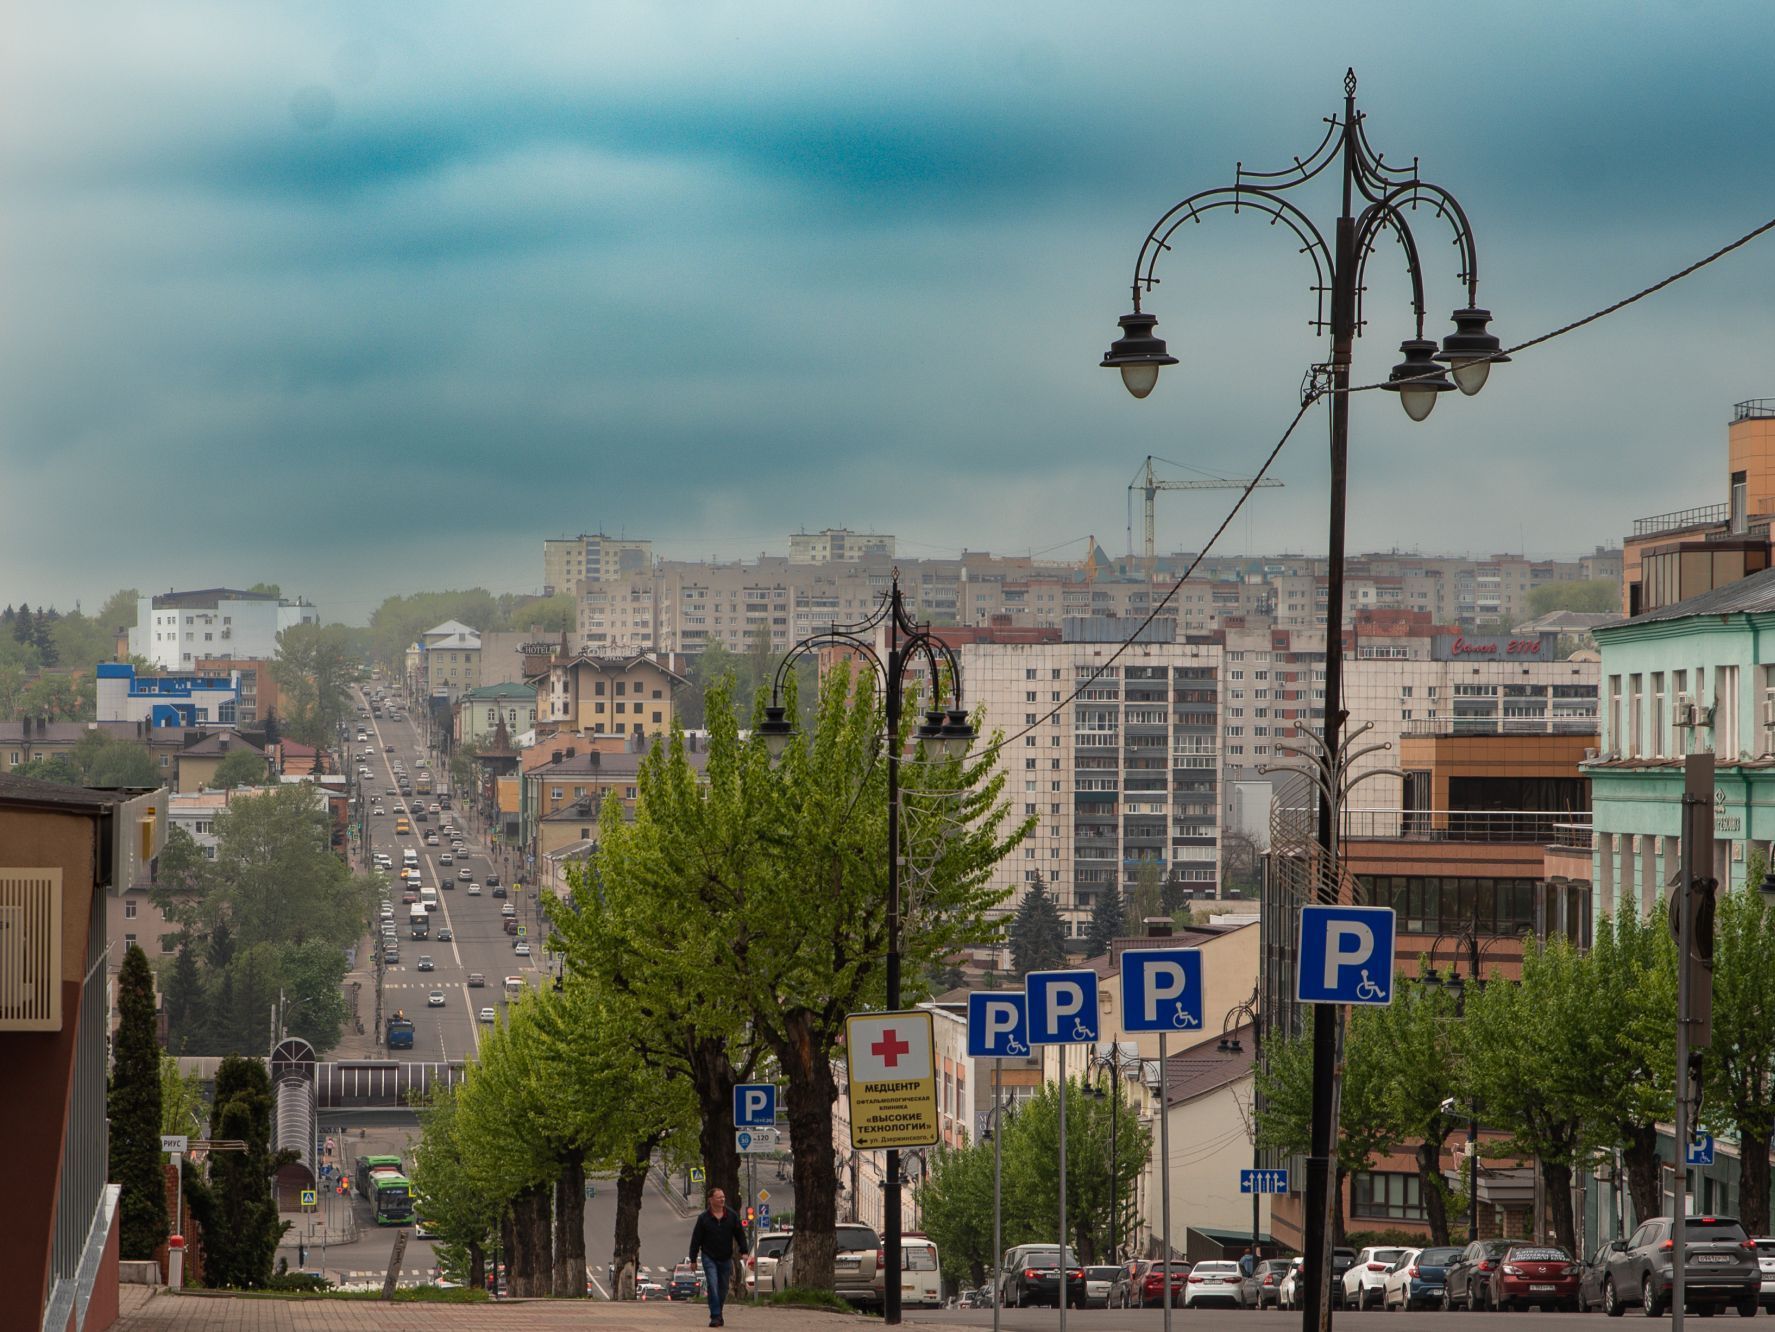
left=1371, top=979, right=1466, bottom=1244
left=1704, top=859, right=1775, bottom=1235
left=270, top=623, right=356, bottom=746
left=1463, top=937, right=1593, bottom=1254
left=1527, top=578, right=1620, bottom=618
left=916, top=1142, right=999, bottom=1286
left=160, top=1055, right=207, bottom=1136
left=210, top=747, right=270, bottom=790
left=191, top=1056, right=290, bottom=1287
left=411, top=1087, right=503, bottom=1290
left=50, top=608, right=119, bottom=671
left=1128, top=860, right=1164, bottom=926
left=998, top=1076, right=1151, bottom=1263
left=97, top=588, right=141, bottom=634
left=1010, top=882, right=1066, bottom=976
left=108, top=945, right=169, bottom=1260
left=206, top=784, right=365, bottom=948
left=1082, top=888, right=1125, bottom=958
left=162, top=939, right=208, bottom=1052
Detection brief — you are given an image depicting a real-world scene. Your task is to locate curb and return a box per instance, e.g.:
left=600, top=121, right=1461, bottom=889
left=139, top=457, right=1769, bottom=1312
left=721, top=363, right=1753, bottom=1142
left=653, top=1166, right=697, bottom=1221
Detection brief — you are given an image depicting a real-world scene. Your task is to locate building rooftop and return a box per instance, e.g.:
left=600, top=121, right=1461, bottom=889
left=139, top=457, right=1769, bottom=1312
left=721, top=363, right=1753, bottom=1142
left=0, top=771, right=146, bottom=813
left=1164, top=1022, right=1255, bottom=1107
left=149, top=588, right=283, bottom=609
left=460, top=682, right=539, bottom=701
left=1605, top=563, right=1775, bottom=630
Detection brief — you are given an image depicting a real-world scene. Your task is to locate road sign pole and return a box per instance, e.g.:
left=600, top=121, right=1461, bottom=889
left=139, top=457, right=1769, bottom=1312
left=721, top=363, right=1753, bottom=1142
left=1058, top=1058, right=1068, bottom=1332
left=991, top=1057, right=1003, bottom=1332
left=1160, top=1031, right=1172, bottom=1332
left=1673, top=753, right=1710, bottom=1330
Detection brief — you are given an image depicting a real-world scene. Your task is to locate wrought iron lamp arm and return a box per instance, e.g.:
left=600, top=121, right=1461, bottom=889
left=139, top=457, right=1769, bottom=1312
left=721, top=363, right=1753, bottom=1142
left=1129, top=186, right=1335, bottom=321
left=766, top=631, right=885, bottom=708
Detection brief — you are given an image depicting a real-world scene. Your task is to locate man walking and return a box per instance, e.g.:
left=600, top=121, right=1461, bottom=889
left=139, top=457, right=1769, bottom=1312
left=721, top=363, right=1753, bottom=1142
left=688, top=1186, right=749, bottom=1327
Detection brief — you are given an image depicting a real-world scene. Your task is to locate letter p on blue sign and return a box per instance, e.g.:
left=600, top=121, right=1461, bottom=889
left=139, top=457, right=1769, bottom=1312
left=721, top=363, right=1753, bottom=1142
left=733, top=1083, right=776, bottom=1127
left=1295, top=904, right=1396, bottom=1005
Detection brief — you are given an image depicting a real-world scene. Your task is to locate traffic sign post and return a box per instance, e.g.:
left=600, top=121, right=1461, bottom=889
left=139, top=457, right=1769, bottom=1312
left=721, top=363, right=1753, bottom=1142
left=301, top=1189, right=317, bottom=1208
left=689, top=1166, right=706, bottom=1184
left=1295, top=904, right=1397, bottom=1006
left=161, top=1136, right=187, bottom=1241
left=1117, top=951, right=1200, bottom=1332
left=966, top=992, right=1028, bottom=1332
left=1024, top=970, right=1098, bottom=1332
left=733, top=1083, right=777, bottom=1129
left=735, top=1128, right=780, bottom=1154
left=1687, top=1133, right=1715, bottom=1167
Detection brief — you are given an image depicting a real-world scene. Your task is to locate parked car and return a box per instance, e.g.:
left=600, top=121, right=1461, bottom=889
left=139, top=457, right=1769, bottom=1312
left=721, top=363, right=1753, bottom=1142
left=1443, top=1237, right=1525, bottom=1311
left=1182, top=1259, right=1249, bottom=1309
left=1383, top=1244, right=1461, bottom=1311
left=1278, top=1256, right=1306, bottom=1309
left=1253, top=1258, right=1292, bottom=1309
left=870, top=1235, right=942, bottom=1308
left=998, top=1244, right=1086, bottom=1308
left=1754, top=1237, right=1775, bottom=1311
left=747, top=1230, right=794, bottom=1295
left=1341, top=1245, right=1408, bottom=1310
left=777, top=1224, right=880, bottom=1303
left=1084, top=1265, right=1122, bottom=1308
left=1597, top=1214, right=1760, bottom=1317
left=1486, top=1243, right=1579, bottom=1312
left=1577, top=1241, right=1614, bottom=1312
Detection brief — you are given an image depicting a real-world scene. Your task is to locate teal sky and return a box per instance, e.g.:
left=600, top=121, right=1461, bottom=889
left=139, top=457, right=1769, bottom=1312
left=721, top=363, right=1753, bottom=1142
left=5, top=2, right=1775, bottom=621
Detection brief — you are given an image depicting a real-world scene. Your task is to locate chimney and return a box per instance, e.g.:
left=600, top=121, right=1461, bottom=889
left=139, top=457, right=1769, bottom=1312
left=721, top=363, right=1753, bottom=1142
left=1143, top=916, right=1174, bottom=938
left=565, top=745, right=575, bottom=759
left=589, top=751, right=599, bottom=768
left=551, top=749, right=563, bottom=764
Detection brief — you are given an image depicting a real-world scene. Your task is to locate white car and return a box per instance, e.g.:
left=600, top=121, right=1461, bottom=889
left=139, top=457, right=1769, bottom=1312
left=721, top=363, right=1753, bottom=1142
left=1381, top=1248, right=1422, bottom=1311
left=439, top=852, right=453, bottom=865
left=478, top=1007, right=496, bottom=1024
left=870, top=1236, right=942, bottom=1308
left=427, top=990, right=446, bottom=1007
left=1182, top=1260, right=1248, bottom=1309
left=514, top=942, right=531, bottom=957
left=1342, top=1246, right=1408, bottom=1311
left=1278, top=1256, right=1305, bottom=1309
left=467, top=882, right=481, bottom=895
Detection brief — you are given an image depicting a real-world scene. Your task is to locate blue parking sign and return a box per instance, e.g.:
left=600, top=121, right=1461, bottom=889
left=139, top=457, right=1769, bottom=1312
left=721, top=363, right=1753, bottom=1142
left=733, top=1083, right=777, bottom=1128
left=1688, top=1133, right=1715, bottom=1166
left=966, top=992, right=1030, bottom=1058
left=1119, top=948, right=1204, bottom=1033
left=1296, top=905, right=1396, bottom=1005
left=1025, top=969, right=1100, bottom=1045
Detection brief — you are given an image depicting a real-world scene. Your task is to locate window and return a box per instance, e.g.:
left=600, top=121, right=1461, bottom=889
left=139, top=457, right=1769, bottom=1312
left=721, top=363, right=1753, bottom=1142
left=124, top=900, right=137, bottom=919
left=1351, top=1171, right=1426, bottom=1221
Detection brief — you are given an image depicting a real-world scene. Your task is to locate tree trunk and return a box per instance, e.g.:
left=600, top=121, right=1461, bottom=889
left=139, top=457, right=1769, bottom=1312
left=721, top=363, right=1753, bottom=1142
left=690, top=1035, right=742, bottom=1205
left=613, top=1149, right=651, bottom=1298
left=1541, top=1159, right=1577, bottom=1256
left=529, top=1182, right=555, bottom=1297
left=555, top=1152, right=587, bottom=1297
left=500, top=1208, right=516, bottom=1296
left=1739, top=1113, right=1774, bottom=1237
left=1622, top=1122, right=1663, bottom=1230
left=778, top=1007, right=840, bottom=1291
left=467, top=1240, right=485, bottom=1293
left=1415, top=1138, right=1452, bottom=1246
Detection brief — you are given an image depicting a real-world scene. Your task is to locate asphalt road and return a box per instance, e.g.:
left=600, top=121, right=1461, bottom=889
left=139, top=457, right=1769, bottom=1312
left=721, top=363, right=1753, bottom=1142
left=910, top=1311, right=1694, bottom=1330
left=352, top=685, right=547, bottom=1063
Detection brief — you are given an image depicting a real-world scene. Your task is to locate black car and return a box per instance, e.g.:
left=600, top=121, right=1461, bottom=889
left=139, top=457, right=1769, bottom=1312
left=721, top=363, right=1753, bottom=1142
left=493, top=885, right=507, bottom=899
left=1443, top=1238, right=1526, bottom=1311
left=667, top=1262, right=704, bottom=1301
left=1326, top=1248, right=1358, bottom=1308
left=1598, top=1214, right=1760, bottom=1317
left=999, top=1245, right=1086, bottom=1308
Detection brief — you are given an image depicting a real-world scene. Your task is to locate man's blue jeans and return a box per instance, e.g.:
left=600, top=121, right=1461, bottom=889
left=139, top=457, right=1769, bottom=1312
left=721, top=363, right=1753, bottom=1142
left=702, top=1255, right=732, bottom=1319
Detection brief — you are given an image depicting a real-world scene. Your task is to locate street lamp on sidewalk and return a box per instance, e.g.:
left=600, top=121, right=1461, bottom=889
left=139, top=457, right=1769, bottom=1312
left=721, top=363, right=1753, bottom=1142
left=1101, top=68, right=1503, bottom=1332
left=1217, top=990, right=1264, bottom=1273
left=759, top=569, right=974, bottom=1327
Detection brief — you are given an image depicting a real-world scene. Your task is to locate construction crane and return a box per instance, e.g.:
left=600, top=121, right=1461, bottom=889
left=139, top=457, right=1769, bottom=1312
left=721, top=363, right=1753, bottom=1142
left=1126, top=455, right=1283, bottom=565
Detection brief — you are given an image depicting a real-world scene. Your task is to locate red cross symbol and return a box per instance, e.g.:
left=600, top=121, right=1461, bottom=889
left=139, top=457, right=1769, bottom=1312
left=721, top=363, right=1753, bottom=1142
left=871, top=1029, right=911, bottom=1067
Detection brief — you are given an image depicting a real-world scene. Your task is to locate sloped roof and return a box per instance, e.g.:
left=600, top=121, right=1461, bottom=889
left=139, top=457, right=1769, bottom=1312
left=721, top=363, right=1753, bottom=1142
left=1602, top=564, right=1775, bottom=631
left=1164, top=1022, right=1255, bottom=1107
left=461, top=682, right=538, bottom=701
left=180, top=732, right=265, bottom=758
left=0, top=771, right=142, bottom=812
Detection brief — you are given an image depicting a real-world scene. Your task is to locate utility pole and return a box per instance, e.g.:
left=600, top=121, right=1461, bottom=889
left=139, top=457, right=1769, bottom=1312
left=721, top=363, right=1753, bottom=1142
left=1672, top=751, right=1717, bottom=1328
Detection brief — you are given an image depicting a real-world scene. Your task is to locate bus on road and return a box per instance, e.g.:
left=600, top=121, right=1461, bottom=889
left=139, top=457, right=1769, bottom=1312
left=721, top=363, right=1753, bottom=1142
left=354, top=1154, right=415, bottom=1226
left=409, top=905, right=429, bottom=938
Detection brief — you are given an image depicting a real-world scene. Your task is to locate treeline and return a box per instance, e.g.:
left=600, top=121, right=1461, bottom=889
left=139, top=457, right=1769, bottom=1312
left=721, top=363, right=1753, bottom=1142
left=156, top=785, right=381, bottom=1055
left=412, top=668, right=1028, bottom=1295
left=367, top=589, right=575, bottom=668
left=1258, top=869, right=1775, bottom=1253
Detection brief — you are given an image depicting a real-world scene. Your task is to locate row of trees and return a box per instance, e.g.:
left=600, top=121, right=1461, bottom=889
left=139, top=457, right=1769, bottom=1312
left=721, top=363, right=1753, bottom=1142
left=916, top=1077, right=1150, bottom=1284
left=366, top=589, right=575, bottom=668
left=108, top=942, right=289, bottom=1286
left=1257, top=868, right=1775, bottom=1253
left=269, top=623, right=360, bottom=747
left=14, top=731, right=157, bottom=786
left=0, top=589, right=137, bottom=672
left=155, top=786, right=380, bottom=1053
left=414, top=667, right=1030, bottom=1294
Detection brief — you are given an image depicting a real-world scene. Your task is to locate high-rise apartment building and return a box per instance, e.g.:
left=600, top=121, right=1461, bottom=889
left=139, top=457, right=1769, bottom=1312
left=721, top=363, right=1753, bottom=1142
left=787, top=528, right=895, bottom=563
left=542, top=533, right=654, bottom=596
left=128, top=588, right=317, bottom=669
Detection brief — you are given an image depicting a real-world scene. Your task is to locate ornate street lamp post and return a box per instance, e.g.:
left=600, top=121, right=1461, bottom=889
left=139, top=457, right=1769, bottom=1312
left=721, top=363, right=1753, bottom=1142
left=759, top=570, right=974, bottom=1326
left=1101, top=71, right=1502, bottom=1331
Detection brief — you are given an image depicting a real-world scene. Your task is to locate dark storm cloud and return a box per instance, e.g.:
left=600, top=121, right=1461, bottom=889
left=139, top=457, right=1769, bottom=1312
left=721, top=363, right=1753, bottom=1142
left=4, top=0, right=1775, bottom=614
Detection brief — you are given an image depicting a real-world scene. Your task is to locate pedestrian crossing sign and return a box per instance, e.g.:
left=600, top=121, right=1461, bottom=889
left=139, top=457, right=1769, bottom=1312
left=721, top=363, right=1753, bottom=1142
left=301, top=1189, right=317, bottom=1208
left=690, top=1167, right=706, bottom=1183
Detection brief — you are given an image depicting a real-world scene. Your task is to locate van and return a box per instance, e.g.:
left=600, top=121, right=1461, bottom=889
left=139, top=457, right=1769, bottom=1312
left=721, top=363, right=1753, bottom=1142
left=504, top=976, right=524, bottom=997
left=872, top=1236, right=942, bottom=1309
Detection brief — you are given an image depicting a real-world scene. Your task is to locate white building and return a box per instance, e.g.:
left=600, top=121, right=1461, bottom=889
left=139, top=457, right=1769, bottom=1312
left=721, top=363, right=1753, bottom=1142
left=959, top=634, right=1223, bottom=938
left=788, top=528, right=896, bottom=564
left=95, top=662, right=240, bottom=727
left=130, top=588, right=317, bottom=669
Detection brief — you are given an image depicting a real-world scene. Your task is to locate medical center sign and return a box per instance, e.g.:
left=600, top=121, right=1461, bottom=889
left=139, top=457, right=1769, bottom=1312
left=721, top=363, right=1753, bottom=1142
left=844, top=1010, right=940, bottom=1149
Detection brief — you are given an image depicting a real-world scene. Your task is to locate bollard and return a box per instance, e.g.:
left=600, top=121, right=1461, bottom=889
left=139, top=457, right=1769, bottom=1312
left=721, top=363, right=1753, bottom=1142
left=168, top=1235, right=185, bottom=1289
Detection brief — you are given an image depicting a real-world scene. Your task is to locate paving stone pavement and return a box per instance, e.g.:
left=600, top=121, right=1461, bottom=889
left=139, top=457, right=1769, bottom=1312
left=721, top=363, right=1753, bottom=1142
left=115, top=1285, right=964, bottom=1331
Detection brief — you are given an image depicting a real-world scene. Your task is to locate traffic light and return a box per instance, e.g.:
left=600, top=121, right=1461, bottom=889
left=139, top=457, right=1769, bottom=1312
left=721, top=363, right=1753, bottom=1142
left=746, top=1206, right=756, bottom=1226
left=1668, top=872, right=1717, bottom=1047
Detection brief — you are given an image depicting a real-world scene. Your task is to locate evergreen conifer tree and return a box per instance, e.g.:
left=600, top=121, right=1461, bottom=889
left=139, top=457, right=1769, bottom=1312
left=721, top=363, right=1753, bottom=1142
left=1010, top=883, right=1067, bottom=976
left=1083, top=887, right=1126, bottom=958
left=108, top=945, right=169, bottom=1259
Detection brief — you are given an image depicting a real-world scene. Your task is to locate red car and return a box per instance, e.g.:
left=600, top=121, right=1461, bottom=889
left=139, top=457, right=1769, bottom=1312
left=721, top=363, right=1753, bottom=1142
left=1487, top=1244, right=1579, bottom=1312
left=1111, top=1259, right=1190, bottom=1307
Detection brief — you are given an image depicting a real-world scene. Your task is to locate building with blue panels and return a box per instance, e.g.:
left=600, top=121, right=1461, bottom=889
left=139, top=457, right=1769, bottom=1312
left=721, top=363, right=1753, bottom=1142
left=95, top=662, right=239, bottom=728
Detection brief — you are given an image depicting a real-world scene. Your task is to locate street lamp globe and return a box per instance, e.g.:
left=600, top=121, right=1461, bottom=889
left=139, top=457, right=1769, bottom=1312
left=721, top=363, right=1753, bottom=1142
left=758, top=705, right=795, bottom=765
left=936, top=708, right=976, bottom=761
left=1100, top=311, right=1178, bottom=400
left=1435, top=307, right=1510, bottom=396
left=1383, top=338, right=1456, bottom=421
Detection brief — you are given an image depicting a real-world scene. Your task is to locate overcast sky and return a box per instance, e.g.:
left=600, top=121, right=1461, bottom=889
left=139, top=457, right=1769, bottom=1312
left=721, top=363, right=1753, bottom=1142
left=5, top=2, right=1775, bottom=623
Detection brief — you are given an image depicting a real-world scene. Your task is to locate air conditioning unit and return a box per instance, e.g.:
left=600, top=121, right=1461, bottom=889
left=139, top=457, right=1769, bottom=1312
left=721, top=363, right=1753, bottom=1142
left=1674, top=694, right=1696, bottom=727
left=1763, top=688, right=1775, bottom=727
left=0, top=870, right=62, bottom=1032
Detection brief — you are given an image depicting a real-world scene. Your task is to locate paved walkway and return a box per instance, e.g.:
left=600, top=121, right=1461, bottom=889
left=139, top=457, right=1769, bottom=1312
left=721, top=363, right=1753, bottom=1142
left=116, top=1286, right=960, bottom=1330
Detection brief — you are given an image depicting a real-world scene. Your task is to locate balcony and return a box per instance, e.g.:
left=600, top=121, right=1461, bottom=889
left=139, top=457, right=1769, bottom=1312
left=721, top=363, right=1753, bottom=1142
left=1735, top=399, right=1775, bottom=423
left=1340, top=808, right=1591, bottom=844
left=1632, top=502, right=1728, bottom=539
left=1400, top=716, right=1597, bottom=737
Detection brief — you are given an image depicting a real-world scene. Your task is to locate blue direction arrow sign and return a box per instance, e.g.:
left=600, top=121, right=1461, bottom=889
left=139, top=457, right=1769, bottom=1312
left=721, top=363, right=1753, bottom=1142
left=1688, top=1133, right=1715, bottom=1166
left=1239, top=1169, right=1290, bottom=1195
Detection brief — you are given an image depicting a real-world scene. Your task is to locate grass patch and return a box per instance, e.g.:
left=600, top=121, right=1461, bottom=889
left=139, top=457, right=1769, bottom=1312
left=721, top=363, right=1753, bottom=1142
left=767, top=1287, right=864, bottom=1314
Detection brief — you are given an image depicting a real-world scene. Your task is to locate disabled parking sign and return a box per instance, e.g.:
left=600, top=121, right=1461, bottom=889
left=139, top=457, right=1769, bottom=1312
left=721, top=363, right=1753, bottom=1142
left=1119, top=948, right=1204, bottom=1033
left=1296, top=904, right=1396, bottom=1006
left=1025, top=969, right=1100, bottom=1045
left=966, top=992, right=1030, bottom=1058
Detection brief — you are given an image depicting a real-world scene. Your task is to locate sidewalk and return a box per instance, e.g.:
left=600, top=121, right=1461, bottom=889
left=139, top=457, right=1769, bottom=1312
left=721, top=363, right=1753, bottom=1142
left=116, top=1286, right=956, bottom=1330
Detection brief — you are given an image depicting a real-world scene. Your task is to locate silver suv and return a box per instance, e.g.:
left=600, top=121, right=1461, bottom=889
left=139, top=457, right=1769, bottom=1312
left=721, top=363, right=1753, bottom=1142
left=1598, top=1215, right=1759, bottom=1317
